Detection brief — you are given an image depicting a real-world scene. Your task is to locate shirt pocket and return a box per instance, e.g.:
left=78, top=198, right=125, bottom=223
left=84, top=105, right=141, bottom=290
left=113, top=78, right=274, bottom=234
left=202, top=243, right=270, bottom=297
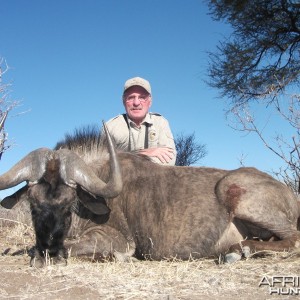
left=148, top=128, right=158, bottom=146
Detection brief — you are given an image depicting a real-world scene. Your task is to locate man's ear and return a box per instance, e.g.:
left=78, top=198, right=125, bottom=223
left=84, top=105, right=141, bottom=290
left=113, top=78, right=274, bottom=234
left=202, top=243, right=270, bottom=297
left=149, top=95, right=152, bottom=107
left=0, top=185, right=28, bottom=209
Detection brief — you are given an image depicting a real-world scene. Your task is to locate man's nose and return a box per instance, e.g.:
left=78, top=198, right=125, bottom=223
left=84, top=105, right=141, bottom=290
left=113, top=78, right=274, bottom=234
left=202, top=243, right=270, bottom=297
left=133, top=97, right=141, bottom=105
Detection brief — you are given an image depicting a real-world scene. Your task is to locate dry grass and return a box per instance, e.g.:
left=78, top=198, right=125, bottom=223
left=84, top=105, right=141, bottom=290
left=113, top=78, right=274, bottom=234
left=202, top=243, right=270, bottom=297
left=0, top=206, right=300, bottom=299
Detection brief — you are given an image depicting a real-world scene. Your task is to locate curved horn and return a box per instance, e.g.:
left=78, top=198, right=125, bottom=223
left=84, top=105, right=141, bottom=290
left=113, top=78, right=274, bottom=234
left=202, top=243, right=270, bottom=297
left=0, top=148, right=53, bottom=190
left=58, top=122, right=122, bottom=198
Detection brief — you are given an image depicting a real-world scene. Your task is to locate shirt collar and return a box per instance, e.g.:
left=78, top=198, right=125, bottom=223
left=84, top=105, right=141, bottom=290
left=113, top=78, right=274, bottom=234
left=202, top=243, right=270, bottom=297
left=127, top=113, right=153, bottom=127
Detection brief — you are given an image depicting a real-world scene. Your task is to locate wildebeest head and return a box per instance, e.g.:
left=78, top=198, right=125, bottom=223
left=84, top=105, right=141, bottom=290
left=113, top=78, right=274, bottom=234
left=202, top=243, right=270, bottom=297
left=0, top=123, right=122, bottom=266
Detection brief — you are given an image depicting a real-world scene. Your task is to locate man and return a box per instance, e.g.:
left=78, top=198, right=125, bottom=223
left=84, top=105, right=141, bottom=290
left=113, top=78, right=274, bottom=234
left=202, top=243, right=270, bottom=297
left=105, top=77, right=176, bottom=165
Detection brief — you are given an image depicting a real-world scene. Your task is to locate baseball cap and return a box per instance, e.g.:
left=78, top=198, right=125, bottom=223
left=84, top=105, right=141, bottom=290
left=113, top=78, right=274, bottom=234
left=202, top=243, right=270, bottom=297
left=123, top=77, right=151, bottom=94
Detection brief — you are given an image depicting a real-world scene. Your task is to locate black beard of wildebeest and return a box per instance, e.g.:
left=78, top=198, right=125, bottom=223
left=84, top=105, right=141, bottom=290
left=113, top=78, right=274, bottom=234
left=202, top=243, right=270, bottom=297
left=1, top=124, right=300, bottom=268
left=31, top=200, right=70, bottom=264
left=28, top=158, right=74, bottom=266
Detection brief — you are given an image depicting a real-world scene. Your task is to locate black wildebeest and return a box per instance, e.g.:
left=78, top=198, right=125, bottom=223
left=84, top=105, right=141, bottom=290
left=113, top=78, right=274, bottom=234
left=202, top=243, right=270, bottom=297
left=0, top=124, right=300, bottom=267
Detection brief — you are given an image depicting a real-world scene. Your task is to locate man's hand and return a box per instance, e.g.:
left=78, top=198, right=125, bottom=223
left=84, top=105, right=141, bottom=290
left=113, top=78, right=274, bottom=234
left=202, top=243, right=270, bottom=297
left=138, top=147, right=175, bottom=164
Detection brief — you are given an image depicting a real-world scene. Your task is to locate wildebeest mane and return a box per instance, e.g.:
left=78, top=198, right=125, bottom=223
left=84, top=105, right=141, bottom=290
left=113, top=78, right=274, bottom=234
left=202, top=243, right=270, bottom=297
left=54, top=124, right=152, bottom=162
left=54, top=124, right=102, bottom=152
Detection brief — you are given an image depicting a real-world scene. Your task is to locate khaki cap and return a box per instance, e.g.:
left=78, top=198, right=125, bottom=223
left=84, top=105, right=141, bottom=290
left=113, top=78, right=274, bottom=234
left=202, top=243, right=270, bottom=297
left=123, top=77, right=151, bottom=94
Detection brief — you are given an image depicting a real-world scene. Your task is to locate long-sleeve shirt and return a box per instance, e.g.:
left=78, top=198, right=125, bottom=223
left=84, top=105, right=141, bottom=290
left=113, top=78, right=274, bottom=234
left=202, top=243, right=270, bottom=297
left=104, top=112, right=177, bottom=166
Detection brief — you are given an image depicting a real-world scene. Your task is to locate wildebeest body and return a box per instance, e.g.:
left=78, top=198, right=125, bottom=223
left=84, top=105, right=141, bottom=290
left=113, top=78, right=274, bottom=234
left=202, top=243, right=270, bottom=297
left=107, top=157, right=229, bottom=259
left=0, top=126, right=300, bottom=266
left=87, top=152, right=299, bottom=260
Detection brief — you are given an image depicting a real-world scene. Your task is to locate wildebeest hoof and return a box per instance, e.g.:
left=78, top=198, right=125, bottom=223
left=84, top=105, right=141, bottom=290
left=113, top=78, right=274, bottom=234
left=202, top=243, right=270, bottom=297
left=30, top=255, right=67, bottom=268
left=242, top=246, right=251, bottom=258
left=51, top=255, right=68, bottom=266
left=224, top=252, right=242, bottom=263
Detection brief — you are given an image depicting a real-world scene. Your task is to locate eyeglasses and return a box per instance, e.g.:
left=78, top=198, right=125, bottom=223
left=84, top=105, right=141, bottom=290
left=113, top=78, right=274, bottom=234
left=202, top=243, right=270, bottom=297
left=124, top=95, right=150, bottom=103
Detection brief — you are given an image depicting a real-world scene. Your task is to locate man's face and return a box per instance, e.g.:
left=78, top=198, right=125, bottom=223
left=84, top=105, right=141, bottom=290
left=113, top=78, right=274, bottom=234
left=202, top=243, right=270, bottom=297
left=123, top=86, right=152, bottom=125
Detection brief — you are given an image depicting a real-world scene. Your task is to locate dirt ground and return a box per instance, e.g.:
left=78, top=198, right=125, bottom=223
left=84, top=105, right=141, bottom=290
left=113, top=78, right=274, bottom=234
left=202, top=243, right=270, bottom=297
left=1, top=209, right=300, bottom=299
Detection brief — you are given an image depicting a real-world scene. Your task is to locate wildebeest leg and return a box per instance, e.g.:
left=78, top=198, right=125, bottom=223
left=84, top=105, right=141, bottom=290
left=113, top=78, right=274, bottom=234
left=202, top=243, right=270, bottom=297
left=227, top=208, right=300, bottom=258
left=216, top=170, right=300, bottom=261
left=65, top=225, right=136, bottom=262
left=228, top=233, right=300, bottom=254
left=227, top=215, right=300, bottom=257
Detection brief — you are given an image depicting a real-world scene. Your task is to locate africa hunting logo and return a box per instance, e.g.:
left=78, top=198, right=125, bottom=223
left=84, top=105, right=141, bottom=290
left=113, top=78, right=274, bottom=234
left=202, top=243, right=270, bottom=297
left=259, top=276, right=300, bottom=295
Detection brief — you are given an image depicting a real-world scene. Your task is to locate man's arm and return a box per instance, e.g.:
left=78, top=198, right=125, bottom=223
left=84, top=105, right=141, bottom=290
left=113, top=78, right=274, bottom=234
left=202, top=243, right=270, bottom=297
left=140, top=116, right=177, bottom=165
left=139, top=147, right=175, bottom=165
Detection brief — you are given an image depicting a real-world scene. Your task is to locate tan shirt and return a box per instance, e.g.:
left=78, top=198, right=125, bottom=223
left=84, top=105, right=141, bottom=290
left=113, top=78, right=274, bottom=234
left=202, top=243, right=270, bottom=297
left=105, top=113, right=177, bottom=165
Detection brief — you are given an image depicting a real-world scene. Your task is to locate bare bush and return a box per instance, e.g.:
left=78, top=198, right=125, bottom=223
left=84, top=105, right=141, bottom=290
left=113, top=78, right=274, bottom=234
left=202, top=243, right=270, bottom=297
left=229, top=91, right=300, bottom=194
left=0, top=58, right=19, bottom=160
left=175, top=132, right=207, bottom=166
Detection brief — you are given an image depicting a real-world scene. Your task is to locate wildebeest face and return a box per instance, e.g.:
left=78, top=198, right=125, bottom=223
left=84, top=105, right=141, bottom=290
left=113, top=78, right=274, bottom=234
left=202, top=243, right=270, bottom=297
left=28, top=182, right=76, bottom=265
left=0, top=123, right=123, bottom=267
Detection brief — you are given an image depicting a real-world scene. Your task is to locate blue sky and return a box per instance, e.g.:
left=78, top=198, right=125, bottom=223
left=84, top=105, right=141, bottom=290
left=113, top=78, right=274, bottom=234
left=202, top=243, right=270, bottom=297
left=0, top=0, right=286, bottom=198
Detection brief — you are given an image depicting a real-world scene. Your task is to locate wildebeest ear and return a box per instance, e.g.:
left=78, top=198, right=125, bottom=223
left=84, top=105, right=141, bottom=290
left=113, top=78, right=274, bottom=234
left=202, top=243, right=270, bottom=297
left=77, top=187, right=111, bottom=215
left=81, top=200, right=111, bottom=215
left=0, top=185, right=28, bottom=209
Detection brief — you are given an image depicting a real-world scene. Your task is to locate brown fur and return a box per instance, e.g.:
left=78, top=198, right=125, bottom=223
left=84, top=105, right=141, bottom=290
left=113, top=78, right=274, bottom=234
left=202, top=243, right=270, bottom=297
left=2, top=148, right=300, bottom=265
left=65, top=152, right=300, bottom=261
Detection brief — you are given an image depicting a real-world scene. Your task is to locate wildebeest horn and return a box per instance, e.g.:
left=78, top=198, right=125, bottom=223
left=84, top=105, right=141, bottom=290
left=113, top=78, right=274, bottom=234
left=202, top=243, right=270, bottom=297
left=0, top=123, right=122, bottom=200
left=57, top=122, right=122, bottom=198
left=0, top=147, right=53, bottom=190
